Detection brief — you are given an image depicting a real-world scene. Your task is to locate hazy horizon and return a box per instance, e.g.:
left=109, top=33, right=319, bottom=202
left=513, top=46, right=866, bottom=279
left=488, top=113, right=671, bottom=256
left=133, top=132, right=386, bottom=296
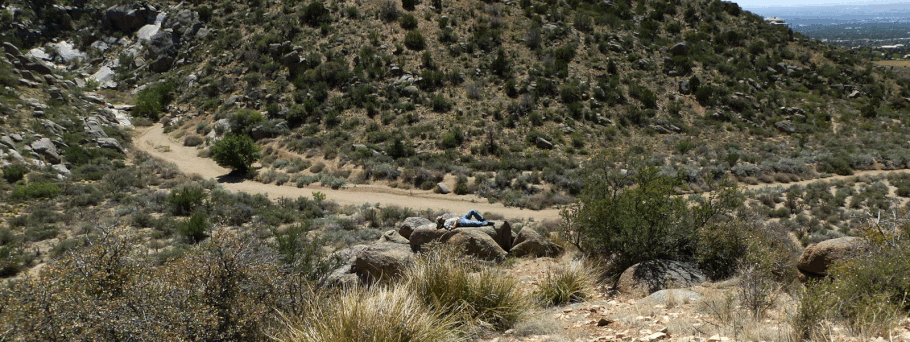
left=735, top=0, right=910, bottom=9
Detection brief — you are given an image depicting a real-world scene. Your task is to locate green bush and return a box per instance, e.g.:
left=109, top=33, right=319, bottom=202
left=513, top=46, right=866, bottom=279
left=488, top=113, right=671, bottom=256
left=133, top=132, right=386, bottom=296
left=2, top=165, right=28, bottom=183
left=402, top=0, right=418, bottom=10
left=178, top=212, right=209, bottom=243
left=562, top=153, right=741, bottom=273
left=300, top=2, right=331, bottom=26
left=429, top=94, right=452, bottom=112
left=404, top=31, right=425, bottom=50
left=454, top=176, right=469, bottom=195
left=169, top=187, right=207, bottom=216
left=399, top=13, right=418, bottom=30
left=11, top=182, right=61, bottom=200
left=210, top=133, right=262, bottom=175
left=229, top=109, right=265, bottom=136
left=133, top=80, right=176, bottom=121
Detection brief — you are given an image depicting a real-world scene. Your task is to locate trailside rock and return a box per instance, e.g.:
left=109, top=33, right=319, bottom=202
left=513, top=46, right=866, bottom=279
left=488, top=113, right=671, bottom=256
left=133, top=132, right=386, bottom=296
left=797, top=236, right=864, bottom=276
left=320, top=245, right=368, bottom=288
left=510, top=227, right=563, bottom=258
left=775, top=120, right=796, bottom=134
left=396, top=216, right=432, bottom=239
left=352, top=242, right=414, bottom=282
left=446, top=228, right=507, bottom=261
left=379, top=229, right=409, bottom=244
left=409, top=227, right=453, bottom=252
left=616, top=260, right=706, bottom=298
left=478, top=221, right=513, bottom=252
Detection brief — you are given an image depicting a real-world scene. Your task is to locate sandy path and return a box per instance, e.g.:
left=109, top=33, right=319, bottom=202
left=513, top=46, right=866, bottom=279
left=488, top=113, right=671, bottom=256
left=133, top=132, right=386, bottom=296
left=134, top=124, right=562, bottom=222
left=743, top=169, right=910, bottom=192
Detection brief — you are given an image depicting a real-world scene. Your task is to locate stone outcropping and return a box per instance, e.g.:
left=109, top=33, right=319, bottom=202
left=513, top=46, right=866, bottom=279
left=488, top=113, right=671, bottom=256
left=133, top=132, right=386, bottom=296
left=797, top=236, right=864, bottom=277
left=616, top=260, right=706, bottom=298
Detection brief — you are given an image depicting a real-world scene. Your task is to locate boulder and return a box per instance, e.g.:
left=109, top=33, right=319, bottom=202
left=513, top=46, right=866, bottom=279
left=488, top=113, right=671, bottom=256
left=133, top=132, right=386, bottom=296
left=669, top=42, right=689, bottom=56
left=640, top=289, right=701, bottom=305
left=775, top=120, right=796, bottom=134
left=678, top=79, right=691, bottom=95
left=482, top=221, right=513, bottom=252
left=446, top=228, right=507, bottom=261
left=436, top=182, right=451, bottom=194
left=409, top=227, right=452, bottom=252
left=536, top=137, right=553, bottom=149
left=396, top=216, right=432, bottom=239
left=103, top=3, right=156, bottom=32
left=797, top=236, right=864, bottom=276
left=378, top=229, right=409, bottom=244
left=97, top=137, right=126, bottom=154
left=2, top=42, right=20, bottom=57
left=162, top=9, right=202, bottom=41
left=30, top=138, right=61, bottom=164
left=352, top=242, right=414, bottom=282
left=147, top=30, right=177, bottom=61
left=320, top=245, right=368, bottom=287
left=510, top=227, right=562, bottom=258
left=616, top=260, right=706, bottom=298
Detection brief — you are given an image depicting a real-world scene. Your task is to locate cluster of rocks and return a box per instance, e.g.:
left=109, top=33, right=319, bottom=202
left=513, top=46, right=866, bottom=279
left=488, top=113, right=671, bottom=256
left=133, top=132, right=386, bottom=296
left=322, top=215, right=564, bottom=286
left=2, top=42, right=72, bottom=89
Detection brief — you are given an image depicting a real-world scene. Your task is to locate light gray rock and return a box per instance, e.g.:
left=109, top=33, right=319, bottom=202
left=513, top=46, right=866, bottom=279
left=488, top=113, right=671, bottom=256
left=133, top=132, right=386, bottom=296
left=436, top=182, right=451, bottom=194
left=617, top=260, right=706, bottom=298
left=775, top=120, right=796, bottom=134
left=536, top=137, right=553, bottom=149
left=31, top=138, right=61, bottom=164
left=396, top=216, right=432, bottom=239
left=669, top=42, right=689, bottom=56
left=352, top=242, right=414, bottom=282
left=510, top=227, right=562, bottom=258
left=97, top=137, right=126, bottom=154
left=379, top=229, right=410, bottom=244
left=103, top=3, right=157, bottom=32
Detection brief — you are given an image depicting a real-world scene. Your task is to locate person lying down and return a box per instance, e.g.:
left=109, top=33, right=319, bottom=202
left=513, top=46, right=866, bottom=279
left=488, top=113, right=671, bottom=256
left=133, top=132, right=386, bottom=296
left=437, top=209, right=495, bottom=230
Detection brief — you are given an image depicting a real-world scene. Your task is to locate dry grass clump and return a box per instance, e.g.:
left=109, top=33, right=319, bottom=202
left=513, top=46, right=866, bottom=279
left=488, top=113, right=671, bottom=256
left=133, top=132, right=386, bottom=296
left=275, top=286, right=457, bottom=342
left=403, top=244, right=530, bottom=331
left=533, top=258, right=599, bottom=306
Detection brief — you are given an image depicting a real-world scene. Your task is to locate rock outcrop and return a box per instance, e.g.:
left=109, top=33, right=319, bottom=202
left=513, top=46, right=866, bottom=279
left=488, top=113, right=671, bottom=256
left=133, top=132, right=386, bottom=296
left=352, top=242, right=414, bottom=282
left=617, top=260, right=706, bottom=298
left=797, top=236, right=864, bottom=277
left=511, top=227, right=562, bottom=258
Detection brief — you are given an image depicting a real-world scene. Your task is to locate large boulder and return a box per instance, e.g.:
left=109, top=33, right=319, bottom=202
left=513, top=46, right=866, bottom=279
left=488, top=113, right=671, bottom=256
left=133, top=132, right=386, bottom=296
left=669, top=42, right=690, bottom=56
left=320, top=245, right=368, bottom=288
left=797, top=237, right=864, bottom=276
left=378, top=229, right=409, bottom=244
left=396, top=216, right=432, bottom=239
left=616, top=260, right=706, bottom=298
left=478, top=221, right=513, bottom=252
left=409, top=227, right=453, bottom=252
left=446, top=229, right=507, bottom=261
left=352, top=242, right=414, bottom=282
left=30, top=138, right=61, bottom=164
left=103, top=3, right=156, bottom=32
left=147, top=30, right=177, bottom=72
left=510, top=227, right=562, bottom=258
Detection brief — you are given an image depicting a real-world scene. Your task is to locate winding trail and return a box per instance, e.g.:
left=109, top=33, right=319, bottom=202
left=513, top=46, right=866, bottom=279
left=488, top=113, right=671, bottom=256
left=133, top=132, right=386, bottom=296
left=134, top=124, right=562, bottom=222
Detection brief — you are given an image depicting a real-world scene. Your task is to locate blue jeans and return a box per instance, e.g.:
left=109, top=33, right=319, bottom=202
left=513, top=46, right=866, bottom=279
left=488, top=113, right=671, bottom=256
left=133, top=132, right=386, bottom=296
left=456, top=209, right=487, bottom=227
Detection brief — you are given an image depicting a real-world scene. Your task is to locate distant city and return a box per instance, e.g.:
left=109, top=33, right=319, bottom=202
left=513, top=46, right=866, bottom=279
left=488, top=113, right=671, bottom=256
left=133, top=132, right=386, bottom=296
left=745, top=3, right=910, bottom=53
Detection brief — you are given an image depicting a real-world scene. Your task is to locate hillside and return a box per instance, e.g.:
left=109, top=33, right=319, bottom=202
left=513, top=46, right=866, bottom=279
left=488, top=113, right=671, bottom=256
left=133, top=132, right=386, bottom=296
left=1, top=0, right=910, bottom=341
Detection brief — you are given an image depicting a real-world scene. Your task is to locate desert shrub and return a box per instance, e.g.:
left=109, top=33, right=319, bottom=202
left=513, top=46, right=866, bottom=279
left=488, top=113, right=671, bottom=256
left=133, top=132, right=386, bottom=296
left=817, top=154, right=853, bottom=176
left=169, top=187, right=207, bottom=216
left=11, top=182, right=60, bottom=200
left=276, top=286, right=456, bottom=342
left=399, top=13, right=418, bottom=30
left=429, top=94, right=452, bottom=112
left=228, top=109, right=265, bottom=136
left=562, top=152, right=741, bottom=274
left=183, top=135, right=204, bottom=147
left=210, top=133, right=261, bottom=175
left=454, top=175, right=469, bottom=195
left=402, top=0, right=418, bottom=10
left=133, top=80, right=176, bottom=120
left=2, top=164, right=27, bottom=183
left=0, top=228, right=312, bottom=341
left=178, top=212, right=209, bottom=243
left=379, top=0, right=400, bottom=21
left=404, top=30, right=426, bottom=50
left=300, top=1, right=331, bottom=26
left=534, top=259, right=598, bottom=306
left=404, top=245, right=529, bottom=331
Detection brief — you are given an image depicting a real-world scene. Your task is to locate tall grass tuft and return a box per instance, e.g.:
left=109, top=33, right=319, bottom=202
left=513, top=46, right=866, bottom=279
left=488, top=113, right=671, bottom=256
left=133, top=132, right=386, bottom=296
left=403, top=244, right=530, bottom=331
left=276, top=286, right=457, bottom=342
left=534, top=258, right=599, bottom=306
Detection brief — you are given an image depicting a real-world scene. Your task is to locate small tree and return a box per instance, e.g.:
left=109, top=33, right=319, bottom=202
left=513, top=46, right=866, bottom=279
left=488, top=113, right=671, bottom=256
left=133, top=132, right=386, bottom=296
left=210, top=133, right=261, bottom=176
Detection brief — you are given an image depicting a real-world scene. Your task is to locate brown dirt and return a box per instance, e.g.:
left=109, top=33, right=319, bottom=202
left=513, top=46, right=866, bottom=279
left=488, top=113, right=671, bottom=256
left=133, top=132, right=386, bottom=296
left=134, top=124, right=561, bottom=222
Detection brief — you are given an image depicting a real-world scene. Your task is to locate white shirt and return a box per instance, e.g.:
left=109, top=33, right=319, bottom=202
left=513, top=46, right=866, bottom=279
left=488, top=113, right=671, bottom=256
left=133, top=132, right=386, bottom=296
left=443, top=217, right=458, bottom=230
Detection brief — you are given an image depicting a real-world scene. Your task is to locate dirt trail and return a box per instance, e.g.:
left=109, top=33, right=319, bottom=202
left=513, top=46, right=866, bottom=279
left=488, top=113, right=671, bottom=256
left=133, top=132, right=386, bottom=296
left=134, top=124, right=562, bottom=222
left=742, top=169, right=910, bottom=192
